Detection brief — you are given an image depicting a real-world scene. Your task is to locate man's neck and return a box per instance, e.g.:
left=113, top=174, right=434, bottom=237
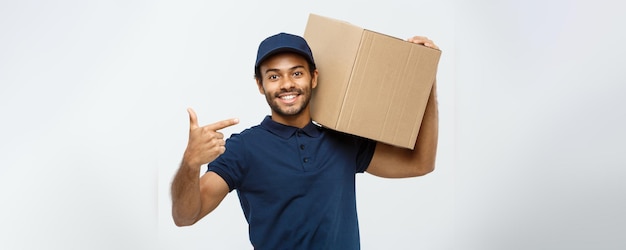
left=271, top=112, right=311, bottom=129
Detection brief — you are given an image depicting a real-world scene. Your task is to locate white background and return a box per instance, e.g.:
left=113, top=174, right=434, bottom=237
left=1, top=0, right=624, bottom=249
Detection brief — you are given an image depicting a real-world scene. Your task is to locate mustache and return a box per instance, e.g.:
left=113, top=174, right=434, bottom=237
left=274, top=88, right=303, bottom=97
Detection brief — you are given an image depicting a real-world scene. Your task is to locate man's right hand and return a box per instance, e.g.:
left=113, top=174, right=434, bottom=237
left=182, top=108, right=239, bottom=168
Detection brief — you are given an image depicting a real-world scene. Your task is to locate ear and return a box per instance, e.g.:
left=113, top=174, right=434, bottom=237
left=311, top=69, right=319, bottom=89
left=256, top=78, right=265, bottom=95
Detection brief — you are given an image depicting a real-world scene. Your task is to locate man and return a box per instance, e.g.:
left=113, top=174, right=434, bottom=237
left=171, top=32, right=439, bottom=249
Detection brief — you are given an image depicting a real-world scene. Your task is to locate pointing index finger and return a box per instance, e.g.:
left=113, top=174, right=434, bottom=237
left=206, top=118, right=240, bottom=131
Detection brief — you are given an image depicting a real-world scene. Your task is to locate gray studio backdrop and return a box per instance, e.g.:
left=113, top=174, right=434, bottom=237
left=1, top=0, right=624, bottom=249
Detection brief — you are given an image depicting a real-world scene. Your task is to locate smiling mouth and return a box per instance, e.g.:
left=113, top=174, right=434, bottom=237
left=280, top=94, right=297, bottom=100
left=277, top=90, right=302, bottom=102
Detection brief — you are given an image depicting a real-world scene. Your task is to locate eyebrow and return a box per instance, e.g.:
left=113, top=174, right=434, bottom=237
left=264, top=65, right=306, bottom=75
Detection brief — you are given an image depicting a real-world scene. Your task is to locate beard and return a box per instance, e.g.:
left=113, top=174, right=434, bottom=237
left=264, top=81, right=313, bottom=117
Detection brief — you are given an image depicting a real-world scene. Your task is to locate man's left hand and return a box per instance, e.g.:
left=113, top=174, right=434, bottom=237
left=407, top=36, right=439, bottom=50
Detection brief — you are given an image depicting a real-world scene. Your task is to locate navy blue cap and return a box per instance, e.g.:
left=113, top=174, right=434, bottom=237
left=255, top=32, right=316, bottom=71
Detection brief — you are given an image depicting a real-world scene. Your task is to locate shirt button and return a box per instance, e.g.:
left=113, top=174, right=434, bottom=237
left=300, top=144, right=305, bottom=150
left=303, top=158, right=309, bottom=163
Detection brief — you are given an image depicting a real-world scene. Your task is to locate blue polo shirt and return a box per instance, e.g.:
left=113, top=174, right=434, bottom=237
left=208, top=116, right=377, bottom=250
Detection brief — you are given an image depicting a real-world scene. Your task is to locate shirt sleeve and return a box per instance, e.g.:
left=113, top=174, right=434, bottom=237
left=208, top=133, right=246, bottom=191
left=355, top=137, right=377, bottom=173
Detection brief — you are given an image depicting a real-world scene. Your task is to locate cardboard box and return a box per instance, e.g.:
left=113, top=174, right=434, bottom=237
left=303, top=13, right=441, bottom=149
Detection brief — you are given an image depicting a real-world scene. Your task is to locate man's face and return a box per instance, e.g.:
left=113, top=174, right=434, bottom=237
left=256, top=52, right=318, bottom=118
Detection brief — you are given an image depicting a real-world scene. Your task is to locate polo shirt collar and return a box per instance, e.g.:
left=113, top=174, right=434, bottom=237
left=260, top=115, right=322, bottom=139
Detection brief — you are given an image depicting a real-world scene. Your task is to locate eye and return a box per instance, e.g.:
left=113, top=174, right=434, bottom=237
left=267, top=74, right=279, bottom=81
left=293, top=71, right=303, bottom=77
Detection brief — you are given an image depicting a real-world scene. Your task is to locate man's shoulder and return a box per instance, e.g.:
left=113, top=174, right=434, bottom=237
left=228, top=124, right=264, bottom=139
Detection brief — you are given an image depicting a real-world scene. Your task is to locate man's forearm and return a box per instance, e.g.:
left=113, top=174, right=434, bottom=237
left=366, top=80, right=439, bottom=178
left=411, top=80, right=439, bottom=173
left=171, top=161, right=202, bottom=226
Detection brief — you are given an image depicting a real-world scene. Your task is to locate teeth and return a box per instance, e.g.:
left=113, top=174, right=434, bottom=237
left=281, top=95, right=296, bottom=100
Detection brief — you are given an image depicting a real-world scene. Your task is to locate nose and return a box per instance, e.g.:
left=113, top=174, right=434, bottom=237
left=279, top=74, right=296, bottom=90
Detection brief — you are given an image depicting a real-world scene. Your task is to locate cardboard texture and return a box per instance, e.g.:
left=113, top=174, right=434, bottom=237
left=303, top=13, right=441, bottom=149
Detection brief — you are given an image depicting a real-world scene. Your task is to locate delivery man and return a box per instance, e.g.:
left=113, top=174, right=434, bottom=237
left=171, top=32, right=440, bottom=249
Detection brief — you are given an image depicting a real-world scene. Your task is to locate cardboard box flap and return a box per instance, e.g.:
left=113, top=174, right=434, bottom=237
left=340, top=31, right=439, bottom=147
